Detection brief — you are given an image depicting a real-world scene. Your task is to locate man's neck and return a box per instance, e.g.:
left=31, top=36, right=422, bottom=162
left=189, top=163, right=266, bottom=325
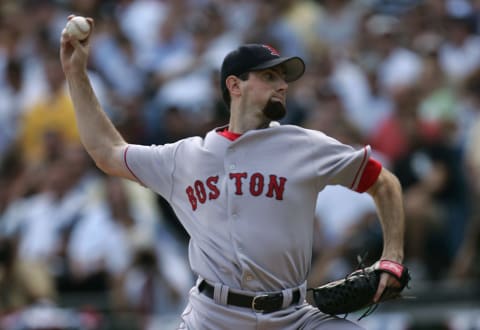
left=228, top=106, right=269, bottom=134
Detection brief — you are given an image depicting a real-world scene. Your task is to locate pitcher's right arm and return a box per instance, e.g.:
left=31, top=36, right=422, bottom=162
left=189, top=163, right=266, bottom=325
left=59, top=16, right=136, bottom=182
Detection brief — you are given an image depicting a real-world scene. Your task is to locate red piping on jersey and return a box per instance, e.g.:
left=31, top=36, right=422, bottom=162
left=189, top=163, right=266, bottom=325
left=124, top=145, right=144, bottom=185
left=218, top=129, right=242, bottom=141
left=355, top=158, right=382, bottom=193
left=350, top=147, right=368, bottom=190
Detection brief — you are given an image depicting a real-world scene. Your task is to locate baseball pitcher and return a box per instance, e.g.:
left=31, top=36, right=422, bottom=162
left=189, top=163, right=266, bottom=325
left=60, top=15, right=408, bottom=330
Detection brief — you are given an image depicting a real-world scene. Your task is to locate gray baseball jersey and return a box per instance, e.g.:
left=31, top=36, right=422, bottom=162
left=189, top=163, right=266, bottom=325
left=124, top=124, right=375, bottom=328
left=124, top=125, right=378, bottom=329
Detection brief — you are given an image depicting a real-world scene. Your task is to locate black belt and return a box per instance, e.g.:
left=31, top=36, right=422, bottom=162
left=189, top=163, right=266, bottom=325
left=198, top=280, right=301, bottom=313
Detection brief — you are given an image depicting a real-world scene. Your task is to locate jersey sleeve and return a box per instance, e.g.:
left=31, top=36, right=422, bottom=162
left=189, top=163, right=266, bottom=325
left=307, top=130, right=382, bottom=192
left=123, top=142, right=179, bottom=200
left=356, top=158, right=382, bottom=193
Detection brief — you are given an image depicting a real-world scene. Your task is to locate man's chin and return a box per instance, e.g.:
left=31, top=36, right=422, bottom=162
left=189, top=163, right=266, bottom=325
left=262, top=100, right=286, bottom=121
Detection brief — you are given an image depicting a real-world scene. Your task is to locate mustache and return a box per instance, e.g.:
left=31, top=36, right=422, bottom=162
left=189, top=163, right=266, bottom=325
left=262, top=99, right=286, bottom=121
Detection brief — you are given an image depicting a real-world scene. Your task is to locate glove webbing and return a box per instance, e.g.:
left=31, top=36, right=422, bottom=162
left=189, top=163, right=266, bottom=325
left=354, top=254, right=379, bottom=321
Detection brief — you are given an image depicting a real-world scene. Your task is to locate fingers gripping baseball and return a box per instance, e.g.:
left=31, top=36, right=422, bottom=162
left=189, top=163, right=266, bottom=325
left=60, top=15, right=94, bottom=75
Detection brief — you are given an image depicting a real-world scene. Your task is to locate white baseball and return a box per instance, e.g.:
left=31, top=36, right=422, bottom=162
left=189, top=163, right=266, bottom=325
left=65, top=16, right=91, bottom=40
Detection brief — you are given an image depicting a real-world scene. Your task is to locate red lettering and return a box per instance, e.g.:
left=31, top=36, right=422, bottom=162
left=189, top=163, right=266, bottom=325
left=206, top=176, right=220, bottom=200
left=249, top=172, right=264, bottom=196
left=266, top=175, right=287, bottom=200
left=186, top=186, right=197, bottom=211
left=229, top=172, right=247, bottom=195
left=194, top=180, right=207, bottom=203
left=188, top=173, right=286, bottom=210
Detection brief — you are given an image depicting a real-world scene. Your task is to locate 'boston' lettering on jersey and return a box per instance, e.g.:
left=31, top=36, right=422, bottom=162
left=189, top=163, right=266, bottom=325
left=186, top=172, right=287, bottom=211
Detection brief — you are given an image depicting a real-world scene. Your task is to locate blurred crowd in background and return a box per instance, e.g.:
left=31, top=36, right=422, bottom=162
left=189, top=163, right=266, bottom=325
left=1, top=0, right=480, bottom=329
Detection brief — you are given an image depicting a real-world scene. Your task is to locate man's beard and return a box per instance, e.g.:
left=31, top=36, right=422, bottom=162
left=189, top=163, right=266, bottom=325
left=262, top=99, right=286, bottom=121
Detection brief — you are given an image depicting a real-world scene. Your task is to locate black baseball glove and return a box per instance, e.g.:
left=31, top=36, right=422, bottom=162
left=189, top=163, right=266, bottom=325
left=309, top=260, right=410, bottom=320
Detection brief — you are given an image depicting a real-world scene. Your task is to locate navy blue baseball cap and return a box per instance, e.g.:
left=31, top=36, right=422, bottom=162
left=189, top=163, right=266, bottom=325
left=220, top=44, right=305, bottom=97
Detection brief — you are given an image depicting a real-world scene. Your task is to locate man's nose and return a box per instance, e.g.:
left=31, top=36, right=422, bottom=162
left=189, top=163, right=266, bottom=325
left=278, top=79, right=288, bottom=92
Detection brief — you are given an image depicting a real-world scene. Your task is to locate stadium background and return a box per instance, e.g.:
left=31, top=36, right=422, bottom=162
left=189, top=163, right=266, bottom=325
left=1, top=0, right=480, bottom=329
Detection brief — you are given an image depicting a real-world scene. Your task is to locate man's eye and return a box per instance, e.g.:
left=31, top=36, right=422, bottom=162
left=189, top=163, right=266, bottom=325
left=264, top=72, right=274, bottom=80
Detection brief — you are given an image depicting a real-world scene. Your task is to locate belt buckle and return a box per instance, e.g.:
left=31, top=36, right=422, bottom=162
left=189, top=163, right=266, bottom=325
left=251, top=294, right=269, bottom=313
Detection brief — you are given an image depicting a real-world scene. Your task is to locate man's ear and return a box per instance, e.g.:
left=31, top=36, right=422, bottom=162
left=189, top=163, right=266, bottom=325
left=226, top=75, right=242, bottom=98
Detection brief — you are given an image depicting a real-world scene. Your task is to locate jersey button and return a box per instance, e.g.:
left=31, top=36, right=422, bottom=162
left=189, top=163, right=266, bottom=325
left=229, top=164, right=236, bottom=170
left=245, top=274, right=254, bottom=281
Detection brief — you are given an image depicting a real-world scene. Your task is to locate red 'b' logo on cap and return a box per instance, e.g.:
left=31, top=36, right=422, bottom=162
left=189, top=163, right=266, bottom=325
left=262, top=45, right=280, bottom=56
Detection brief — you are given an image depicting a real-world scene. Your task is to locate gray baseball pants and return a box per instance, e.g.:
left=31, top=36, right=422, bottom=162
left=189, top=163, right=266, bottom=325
left=177, top=281, right=363, bottom=330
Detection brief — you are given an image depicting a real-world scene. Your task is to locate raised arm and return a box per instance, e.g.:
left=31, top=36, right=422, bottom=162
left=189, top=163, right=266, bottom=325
left=367, top=167, right=405, bottom=301
left=59, top=16, right=136, bottom=181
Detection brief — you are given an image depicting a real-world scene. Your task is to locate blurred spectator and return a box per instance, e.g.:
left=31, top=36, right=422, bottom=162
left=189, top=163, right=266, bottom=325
left=272, top=0, right=320, bottom=53
left=17, top=49, right=80, bottom=167
left=378, top=32, right=422, bottom=93
left=415, top=35, right=458, bottom=130
left=313, top=0, right=367, bottom=54
left=462, top=67, right=480, bottom=202
left=353, top=67, right=394, bottom=138
left=0, top=237, right=56, bottom=315
left=67, top=0, right=104, bottom=19
left=60, top=177, right=132, bottom=293
left=449, top=205, right=480, bottom=280
left=244, top=0, right=308, bottom=58
left=368, top=82, right=469, bottom=280
left=393, top=125, right=469, bottom=280
left=151, top=4, right=241, bottom=119
left=138, top=6, right=191, bottom=76
left=116, top=177, right=192, bottom=328
left=1, top=144, right=100, bottom=274
left=328, top=54, right=373, bottom=135
left=90, top=18, right=147, bottom=102
left=449, top=66, right=480, bottom=280
left=473, top=0, right=480, bottom=33
left=302, top=83, right=347, bottom=137
left=361, top=13, right=423, bottom=95
left=369, top=87, right=440, bottom=164
left=439, top=14, right=480, bottom=85
left=116, top=0, right=170, bottom=56
left=114, top=95, right=151, bottom=145
left=0, top=59, right=36, bottom=161
left=0, top=147, right=37, bottom=229
left=372, top=0, right=421, bottom=16
left=65, top=175, right=190, bottom=323
left=122, top=247, right=183, bottom=330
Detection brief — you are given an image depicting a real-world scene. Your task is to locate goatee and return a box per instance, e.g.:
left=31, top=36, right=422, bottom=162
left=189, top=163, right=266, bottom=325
left=262, top=99, right=286, bottom=121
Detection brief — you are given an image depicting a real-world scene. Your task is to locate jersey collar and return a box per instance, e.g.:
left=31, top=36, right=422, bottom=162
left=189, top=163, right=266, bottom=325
left=217, top=127, right=243, bottom=141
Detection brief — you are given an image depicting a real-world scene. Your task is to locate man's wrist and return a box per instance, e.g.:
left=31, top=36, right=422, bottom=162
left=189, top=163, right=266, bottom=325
left=380, top=252, right=404, bottom=263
